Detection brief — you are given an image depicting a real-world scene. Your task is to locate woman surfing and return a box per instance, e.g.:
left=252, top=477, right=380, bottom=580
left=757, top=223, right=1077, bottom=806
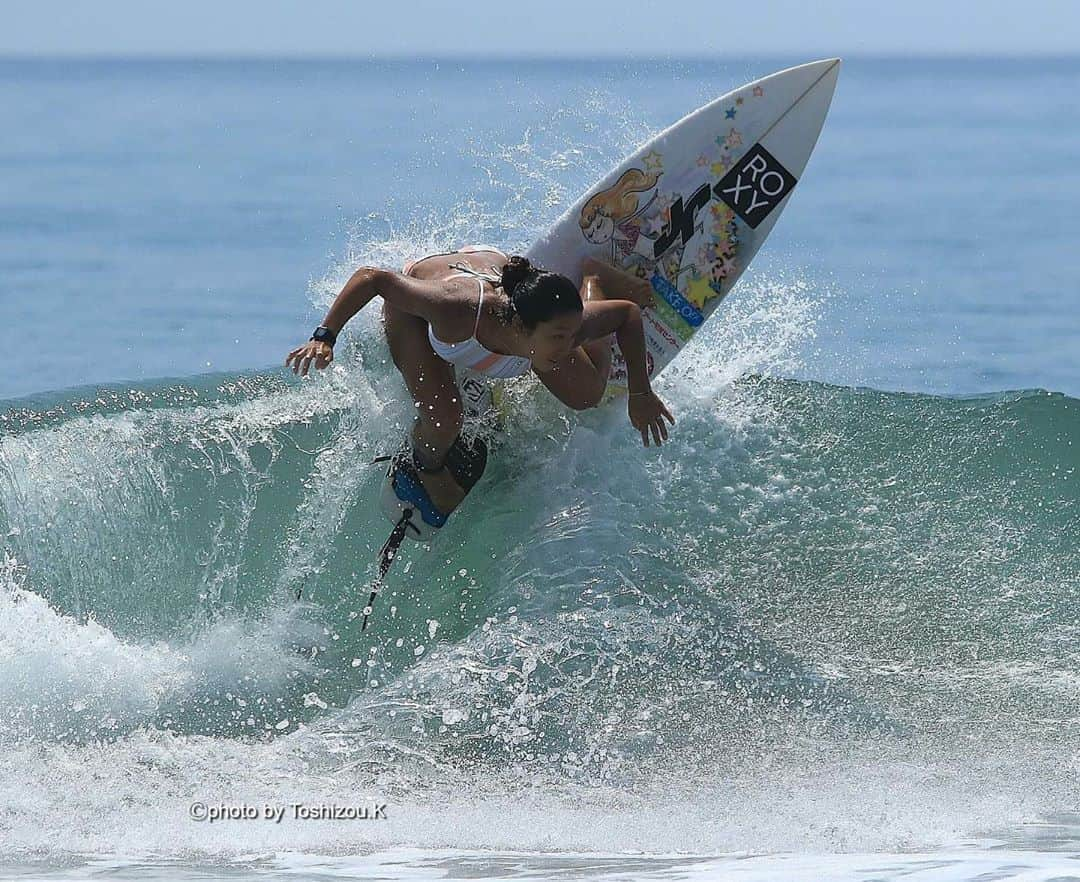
left=285, top=246, right=674, bottom=518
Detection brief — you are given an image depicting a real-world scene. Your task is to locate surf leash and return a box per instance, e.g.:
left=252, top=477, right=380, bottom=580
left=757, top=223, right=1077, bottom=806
left=362, top=433, right=488, bottom=631
left=360, top=506, right=420, bottom=631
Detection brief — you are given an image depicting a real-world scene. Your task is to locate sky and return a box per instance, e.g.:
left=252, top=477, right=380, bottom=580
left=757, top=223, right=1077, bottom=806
left=2, top=0, right=1078, bottom=57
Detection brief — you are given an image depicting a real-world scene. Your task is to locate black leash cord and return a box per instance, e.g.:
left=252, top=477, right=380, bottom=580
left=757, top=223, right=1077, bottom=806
left=361, top=507, right=419, bottom=631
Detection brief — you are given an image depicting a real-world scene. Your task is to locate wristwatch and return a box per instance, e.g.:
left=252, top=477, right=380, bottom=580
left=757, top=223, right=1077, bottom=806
left=310, top=326, right=337, bottom=346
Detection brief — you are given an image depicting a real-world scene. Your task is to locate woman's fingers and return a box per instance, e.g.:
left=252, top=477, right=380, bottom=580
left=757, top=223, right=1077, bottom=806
left=630, top=394, right=676, bottom=447
left=287, top=343, right=334, bottom=376
left=287, top=345, right=311, bottom=373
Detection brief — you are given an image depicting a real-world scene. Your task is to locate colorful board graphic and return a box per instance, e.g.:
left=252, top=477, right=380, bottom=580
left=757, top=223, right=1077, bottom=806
left=526, top=58, right=842, bottom=397
left=380, top=59, right=841, bottom=543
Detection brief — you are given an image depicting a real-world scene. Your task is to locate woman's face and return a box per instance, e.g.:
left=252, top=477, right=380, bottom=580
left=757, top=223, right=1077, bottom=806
left=526, top=312, right=583, bottom=370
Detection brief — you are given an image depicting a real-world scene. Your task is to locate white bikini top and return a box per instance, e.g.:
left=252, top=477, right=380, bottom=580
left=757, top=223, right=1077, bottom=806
left=426, top=262, right=533, bottom=379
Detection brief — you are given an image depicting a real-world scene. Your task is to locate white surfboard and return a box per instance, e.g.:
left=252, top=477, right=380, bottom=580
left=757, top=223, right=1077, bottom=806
left=381, top=59, right=840, bottom=542
left=525, top=58, right=841, bottom=397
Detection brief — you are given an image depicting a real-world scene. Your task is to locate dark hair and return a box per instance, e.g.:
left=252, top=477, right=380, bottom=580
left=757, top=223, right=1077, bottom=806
left=498, top=255, right=583, bottom=330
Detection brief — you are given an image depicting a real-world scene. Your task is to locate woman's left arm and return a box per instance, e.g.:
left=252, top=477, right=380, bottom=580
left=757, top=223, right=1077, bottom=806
left=586, top=301, right=650, bottom=392
left=575, top=295, right=654, bottom=392
left=575, top=298, right=675, bottom=446
left=573, top=298, right=634, bottom=345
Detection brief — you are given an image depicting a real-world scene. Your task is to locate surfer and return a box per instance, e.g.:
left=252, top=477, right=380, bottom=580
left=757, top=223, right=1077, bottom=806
left=285, top=245, right=674, bottom=516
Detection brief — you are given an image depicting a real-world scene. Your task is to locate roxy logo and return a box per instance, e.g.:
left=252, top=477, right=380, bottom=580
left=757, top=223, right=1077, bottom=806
left=716, top=144, right=797, bottom=229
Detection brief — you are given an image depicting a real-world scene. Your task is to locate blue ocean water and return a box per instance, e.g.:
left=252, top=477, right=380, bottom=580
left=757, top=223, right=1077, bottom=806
left=2, top=56, right=1078, bottom=399
left=0, top=57, right=1078, bottom=880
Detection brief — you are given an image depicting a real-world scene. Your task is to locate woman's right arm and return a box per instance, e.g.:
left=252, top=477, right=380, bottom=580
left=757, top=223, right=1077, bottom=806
left=285, top=267, right=450, bottom=376
left=323, top=267, right=448, bottom=331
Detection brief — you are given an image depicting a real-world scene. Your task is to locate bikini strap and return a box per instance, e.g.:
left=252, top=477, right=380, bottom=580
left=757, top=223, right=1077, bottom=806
left=472, top=279, right=484, bottom=336
left=448, top=260, right=502, bottom=285
left=445, top=262, right=498, bottom=338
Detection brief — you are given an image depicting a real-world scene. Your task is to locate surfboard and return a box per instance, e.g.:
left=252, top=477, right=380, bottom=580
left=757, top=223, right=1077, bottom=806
left=526, top=57, right=841, bottom=398
left=380, top=58, right=841, bottom=540
left=366, top=59, right=842, bottom=629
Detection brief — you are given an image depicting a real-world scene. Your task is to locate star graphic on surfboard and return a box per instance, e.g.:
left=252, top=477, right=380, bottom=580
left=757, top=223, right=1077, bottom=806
left=686, top=274, right=718, bottom=309
left=642, top=213, right=666, bottom=236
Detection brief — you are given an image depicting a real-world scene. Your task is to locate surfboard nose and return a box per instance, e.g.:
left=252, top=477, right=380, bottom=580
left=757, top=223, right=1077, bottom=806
left=773, top=57, right=842, bottom=101
left=815, top=58, right=842, bottom=100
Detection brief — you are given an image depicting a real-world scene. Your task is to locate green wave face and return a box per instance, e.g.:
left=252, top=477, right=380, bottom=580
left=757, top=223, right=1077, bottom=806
left=0, top=363, right=1077, bottom=787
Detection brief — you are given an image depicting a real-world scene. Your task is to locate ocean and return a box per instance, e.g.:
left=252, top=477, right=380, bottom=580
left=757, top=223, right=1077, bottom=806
left=0, top=56, right=1077, bottom=880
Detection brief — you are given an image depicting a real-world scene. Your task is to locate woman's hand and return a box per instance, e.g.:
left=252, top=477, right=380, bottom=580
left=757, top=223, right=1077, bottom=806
left=628, top=389, right=675, bottom=447
left=285, top=340, right=333, bottom=376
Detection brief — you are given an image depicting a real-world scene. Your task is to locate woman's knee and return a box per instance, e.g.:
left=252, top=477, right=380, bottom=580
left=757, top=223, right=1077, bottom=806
left=412, top=399, right=464, bottom=469
left=573, top=385, right=605, bottom=410
left=583, top=336, right=613, bottom=377
left=561, top=378, right=605, bottom=410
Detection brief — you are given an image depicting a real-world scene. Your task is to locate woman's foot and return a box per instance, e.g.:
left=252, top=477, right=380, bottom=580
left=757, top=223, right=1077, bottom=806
left=416, top=463, right=467, bottom=515
left=616, top=273, right=656, bottom=308
left=582, top=256, right=656, bottom=308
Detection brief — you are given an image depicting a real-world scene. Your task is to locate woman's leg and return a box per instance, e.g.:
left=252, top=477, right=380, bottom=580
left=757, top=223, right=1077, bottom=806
left=580, top=335, right=613, bottom=383
left=381, top=299, right=467, bottom=514
left=534, top=343, right=611, bottom=410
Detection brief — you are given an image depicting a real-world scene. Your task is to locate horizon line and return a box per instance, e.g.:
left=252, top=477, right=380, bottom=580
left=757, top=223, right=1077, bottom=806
left=1, top=50, right=1078, bottom=62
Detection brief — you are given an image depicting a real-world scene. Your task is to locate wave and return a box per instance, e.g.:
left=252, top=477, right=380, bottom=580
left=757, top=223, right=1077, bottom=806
left=0, top=280, right=1077, bottom=856
left=1, top=338, right=1075, bottom=749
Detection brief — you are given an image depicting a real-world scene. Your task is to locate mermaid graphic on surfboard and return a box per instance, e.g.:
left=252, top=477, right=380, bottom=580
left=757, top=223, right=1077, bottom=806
left=578, top=167, right=663, bottom=265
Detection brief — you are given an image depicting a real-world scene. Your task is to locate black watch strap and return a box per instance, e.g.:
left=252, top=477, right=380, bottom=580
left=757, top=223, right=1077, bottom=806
left=310, top=325, right=337, bottom=346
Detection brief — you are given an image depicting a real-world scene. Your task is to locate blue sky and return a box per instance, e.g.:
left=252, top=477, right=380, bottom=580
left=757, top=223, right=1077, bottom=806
left=3, top=0, right=1078, bottom=56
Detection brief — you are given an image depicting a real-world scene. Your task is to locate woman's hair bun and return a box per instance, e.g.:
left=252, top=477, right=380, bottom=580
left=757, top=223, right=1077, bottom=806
left=500, top=255, right=534, bottom=297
